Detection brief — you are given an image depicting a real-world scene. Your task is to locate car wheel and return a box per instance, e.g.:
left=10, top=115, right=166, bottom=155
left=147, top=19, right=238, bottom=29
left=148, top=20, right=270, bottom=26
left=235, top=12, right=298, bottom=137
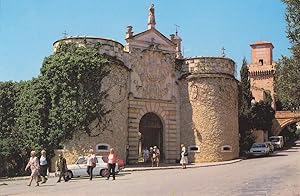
left=100, top=169, right=108, bottom=177
left=66, top=170, right=73, bottom=179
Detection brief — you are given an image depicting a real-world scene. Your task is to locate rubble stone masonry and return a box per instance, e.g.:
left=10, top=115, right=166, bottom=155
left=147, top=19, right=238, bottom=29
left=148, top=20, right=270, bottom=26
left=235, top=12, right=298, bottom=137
left=179, top=57, right=239, bottom=162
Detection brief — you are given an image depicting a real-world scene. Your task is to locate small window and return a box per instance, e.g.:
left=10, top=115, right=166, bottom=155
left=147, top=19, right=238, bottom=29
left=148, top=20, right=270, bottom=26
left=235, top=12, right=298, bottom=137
left=221, top=145, right=232, bottom=152
left=188, top=145, right=200, bottom=152
left=95, top=143, right=110, bottom=152
left=259, top=59, right=264, bottom=65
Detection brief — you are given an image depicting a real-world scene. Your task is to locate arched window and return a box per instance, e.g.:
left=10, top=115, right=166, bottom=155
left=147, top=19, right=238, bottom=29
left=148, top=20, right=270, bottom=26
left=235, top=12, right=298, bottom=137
left=188, top=145, right=200, bottom=152
left=221, top=145, right=232, bottom=152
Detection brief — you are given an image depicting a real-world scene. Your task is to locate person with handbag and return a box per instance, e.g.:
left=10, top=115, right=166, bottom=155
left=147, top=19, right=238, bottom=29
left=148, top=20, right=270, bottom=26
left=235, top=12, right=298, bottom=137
left=86, top=149, right=96, bottom=180
left=39, top=150, right=48, bottom=184
left=106, top=148, right=118, bottom=180
left=180, top=144, right=188, bottom=169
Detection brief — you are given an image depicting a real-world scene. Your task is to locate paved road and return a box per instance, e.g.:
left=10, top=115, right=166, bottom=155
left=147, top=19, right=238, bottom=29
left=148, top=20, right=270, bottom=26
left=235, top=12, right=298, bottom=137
left=1, top=141, right=300, bottom=196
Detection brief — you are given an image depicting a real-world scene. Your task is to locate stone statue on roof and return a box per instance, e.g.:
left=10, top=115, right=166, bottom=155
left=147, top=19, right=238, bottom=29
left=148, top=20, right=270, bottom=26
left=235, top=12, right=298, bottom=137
left=148, top=4, right=156, bottom=29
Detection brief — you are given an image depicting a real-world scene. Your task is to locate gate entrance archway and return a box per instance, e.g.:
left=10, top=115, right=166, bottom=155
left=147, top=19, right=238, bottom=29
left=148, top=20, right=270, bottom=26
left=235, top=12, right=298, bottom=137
left=139, top=112, right=163, bottom=160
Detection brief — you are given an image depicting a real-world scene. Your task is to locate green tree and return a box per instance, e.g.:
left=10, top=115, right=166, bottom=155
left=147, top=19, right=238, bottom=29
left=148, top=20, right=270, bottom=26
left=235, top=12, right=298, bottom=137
left=263, top=90, right=273, bottom=106
left=249, top=101, right=275, bottom=136
left=238, top=57, right=255, bottom=154
left=40, top=41, right=112, bottom=146
left=15, top=78, right=52, bottom=151
left=0, top=41, right=115, bottom=177
left=275, top=0, right=300, bottom=110
left=238, top=57, right=252, bottom=115
left=0, top=81, right=28, bottom=176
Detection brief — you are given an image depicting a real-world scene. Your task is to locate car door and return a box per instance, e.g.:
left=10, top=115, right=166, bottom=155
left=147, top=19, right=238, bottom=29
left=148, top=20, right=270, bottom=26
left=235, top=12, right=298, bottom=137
left=74, top=157, right=87, bottom=177
left=92, top=156, right=101, bottom=176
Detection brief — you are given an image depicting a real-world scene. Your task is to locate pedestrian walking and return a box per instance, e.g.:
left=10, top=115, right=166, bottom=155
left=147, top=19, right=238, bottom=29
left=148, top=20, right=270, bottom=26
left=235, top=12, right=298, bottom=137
left=143, top=147, right=150, bottom=163
left=56, top=154, right=68, bottom=182
left=106, top=148, right=118, bottom=180
left=180, top=144, right=188, bottom=169
left=25, top=151, right=40, bottom=186
left=39, top=150, right=48, bottom=184
left=153, top=146, right=160, bottom=167
left=86, top=149, right=96, bottom=180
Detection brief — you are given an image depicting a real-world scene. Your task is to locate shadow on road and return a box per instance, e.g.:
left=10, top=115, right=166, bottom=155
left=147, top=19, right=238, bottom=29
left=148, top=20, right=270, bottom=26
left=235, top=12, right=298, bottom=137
left=67, top=172, right=131, bottom=182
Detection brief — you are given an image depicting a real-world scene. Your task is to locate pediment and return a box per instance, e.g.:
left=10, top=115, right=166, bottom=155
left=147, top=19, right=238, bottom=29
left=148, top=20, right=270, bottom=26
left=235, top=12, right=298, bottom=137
left=128, top=28, right=175, bottom=48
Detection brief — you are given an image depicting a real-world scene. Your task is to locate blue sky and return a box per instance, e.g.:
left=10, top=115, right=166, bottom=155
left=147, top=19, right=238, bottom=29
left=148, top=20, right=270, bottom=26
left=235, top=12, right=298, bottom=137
left=0, top=0, right=290, bottom=81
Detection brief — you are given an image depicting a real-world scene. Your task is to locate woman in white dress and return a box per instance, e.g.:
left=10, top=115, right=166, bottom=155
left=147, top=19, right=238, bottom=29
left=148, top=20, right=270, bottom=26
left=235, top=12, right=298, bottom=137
left=180, top=144, right=188, bottom=169
left=25, top=151, right=40, bottom=186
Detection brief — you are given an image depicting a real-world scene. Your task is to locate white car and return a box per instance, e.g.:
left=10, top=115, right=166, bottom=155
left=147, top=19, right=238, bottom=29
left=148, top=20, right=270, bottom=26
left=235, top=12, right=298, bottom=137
left=66, top=156, right=119, bottom=179
left=249, top=143, right=270, bottom=157
left=269, top=136, right=284, bottom=149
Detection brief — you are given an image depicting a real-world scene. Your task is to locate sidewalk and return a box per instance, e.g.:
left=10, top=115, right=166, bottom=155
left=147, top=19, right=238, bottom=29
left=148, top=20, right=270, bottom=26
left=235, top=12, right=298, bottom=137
left=0, top=159, right=242, bottom=182
left=0, top=172, right=57, bottom=182
left=122, top=159, right=242, bottom=172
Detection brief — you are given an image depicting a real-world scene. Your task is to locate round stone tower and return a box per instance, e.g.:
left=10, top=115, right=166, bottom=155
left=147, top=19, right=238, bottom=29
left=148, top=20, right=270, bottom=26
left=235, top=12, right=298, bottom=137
left=179, top=57, right=239, bottom=162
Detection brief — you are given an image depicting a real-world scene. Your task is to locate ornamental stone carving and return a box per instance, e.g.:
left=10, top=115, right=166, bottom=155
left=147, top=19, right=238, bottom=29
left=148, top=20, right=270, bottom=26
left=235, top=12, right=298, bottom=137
left=130, top=48, right=175, bottom=100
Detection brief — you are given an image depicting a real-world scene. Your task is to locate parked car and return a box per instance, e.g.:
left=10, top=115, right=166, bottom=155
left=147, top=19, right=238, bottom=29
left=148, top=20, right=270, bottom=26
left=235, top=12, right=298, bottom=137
left=66, top=156, right=124, bottom=179
left=264, top=141, right=274, bottom=153
left=269, top=136, right=284, bottom=149
left=249, top=143, right=270, bottom=157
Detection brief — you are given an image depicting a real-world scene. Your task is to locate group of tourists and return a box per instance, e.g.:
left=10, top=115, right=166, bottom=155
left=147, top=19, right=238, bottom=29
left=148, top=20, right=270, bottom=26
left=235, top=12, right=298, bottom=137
left=25, top=144, right=187, bottom=186
left=25, top=147, right=119, bottom=187
left=142, top=145, right=161, bottom=167
left=142, top=144, right=188, bottom=169
left=25, top=150, right=48, bottom=186
left=86, top=148, right=119, bottom=181
left=24, top=149, right=70, bottom=186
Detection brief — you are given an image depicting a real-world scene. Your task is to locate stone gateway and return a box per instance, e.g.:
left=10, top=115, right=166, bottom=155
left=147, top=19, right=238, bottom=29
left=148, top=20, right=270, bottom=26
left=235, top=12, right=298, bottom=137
left=51, top=5, right=239, bottom=167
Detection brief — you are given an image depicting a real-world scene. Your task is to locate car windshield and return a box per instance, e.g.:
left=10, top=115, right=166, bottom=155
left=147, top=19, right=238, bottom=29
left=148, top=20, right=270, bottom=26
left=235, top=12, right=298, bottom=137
left=270, top=138, right=280, bottom=142
left=252, top=143, right=266, bottom=148
left=102, top=156, right=108, bottom=163
left=76, top=157, right=87, bottom=164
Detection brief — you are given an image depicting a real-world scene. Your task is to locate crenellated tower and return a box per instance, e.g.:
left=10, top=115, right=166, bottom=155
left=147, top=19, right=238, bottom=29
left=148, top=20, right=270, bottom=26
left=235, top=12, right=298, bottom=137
left=248, top=41, right=276, bottom=109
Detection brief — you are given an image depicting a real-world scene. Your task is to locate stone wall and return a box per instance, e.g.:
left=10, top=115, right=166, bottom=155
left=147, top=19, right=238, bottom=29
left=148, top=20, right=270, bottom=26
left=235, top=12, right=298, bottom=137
left=179, top=57, right=239, bottom=162
left=53, top=36, right=126, bottom=63
left=55, top=61, right=129, bottom=166
left=184, top=57, right=236, bottom=76
left=248, top=64, right=275, bottom=103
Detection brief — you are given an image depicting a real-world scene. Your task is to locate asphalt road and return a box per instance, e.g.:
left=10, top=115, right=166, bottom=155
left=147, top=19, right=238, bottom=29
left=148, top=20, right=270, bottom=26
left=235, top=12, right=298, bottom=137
left=1, top=141, right=300, bottom=196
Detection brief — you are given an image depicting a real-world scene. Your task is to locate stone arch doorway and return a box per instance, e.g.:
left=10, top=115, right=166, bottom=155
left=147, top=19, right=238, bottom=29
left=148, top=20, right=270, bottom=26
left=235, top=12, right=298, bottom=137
left=139, top=112, right=164, bottom=161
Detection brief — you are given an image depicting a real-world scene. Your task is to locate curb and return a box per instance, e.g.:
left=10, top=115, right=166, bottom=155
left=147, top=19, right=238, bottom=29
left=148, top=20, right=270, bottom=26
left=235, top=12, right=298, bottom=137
left=122, top=159, right=242, bottom=172
left=0, top=174, right=56, bottom=182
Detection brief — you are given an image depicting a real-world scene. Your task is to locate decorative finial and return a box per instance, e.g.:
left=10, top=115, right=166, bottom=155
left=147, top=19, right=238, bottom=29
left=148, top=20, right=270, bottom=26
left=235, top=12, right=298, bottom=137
left=147, top=4, right=156, bottom=30
left=221, top=47, right=226, bottom=57
left=126, top=25, right=133, bottom=39
left=62, top=31, right=68, bottom=38
left=175, top=24, right=180, bottom=35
